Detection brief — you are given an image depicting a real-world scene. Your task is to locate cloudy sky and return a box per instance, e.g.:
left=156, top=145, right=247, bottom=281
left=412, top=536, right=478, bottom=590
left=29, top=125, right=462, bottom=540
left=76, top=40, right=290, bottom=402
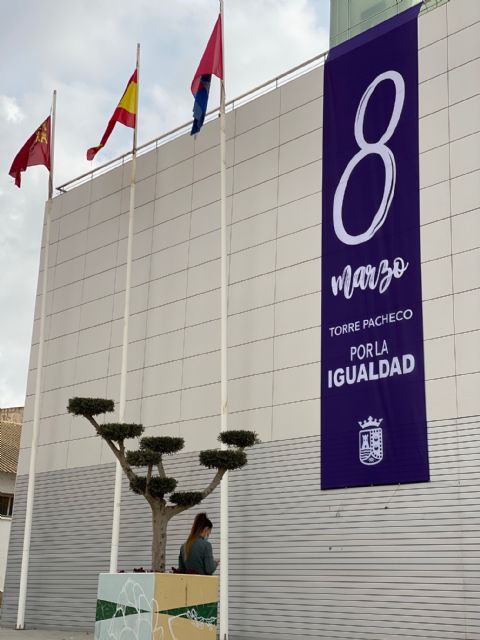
left=0, top=0, right=330, bottom=408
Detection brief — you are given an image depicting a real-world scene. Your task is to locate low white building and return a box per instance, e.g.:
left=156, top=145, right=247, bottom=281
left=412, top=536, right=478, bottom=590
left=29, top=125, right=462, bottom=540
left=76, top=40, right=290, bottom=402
left=0, top=409, right=22, bottom=596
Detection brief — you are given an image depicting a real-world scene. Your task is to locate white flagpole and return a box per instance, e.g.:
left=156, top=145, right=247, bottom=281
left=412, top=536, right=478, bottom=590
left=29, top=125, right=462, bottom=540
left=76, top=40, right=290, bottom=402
left=110, top=44, right=140, bottom=573
left=219, top=1, right=229, bottom=638
left=16, top=89, right=57, bottom=630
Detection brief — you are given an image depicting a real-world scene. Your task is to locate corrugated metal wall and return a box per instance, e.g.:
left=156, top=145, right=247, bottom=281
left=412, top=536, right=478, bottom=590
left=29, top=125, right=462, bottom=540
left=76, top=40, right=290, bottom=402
left=3, top=422, right=480, bottom=638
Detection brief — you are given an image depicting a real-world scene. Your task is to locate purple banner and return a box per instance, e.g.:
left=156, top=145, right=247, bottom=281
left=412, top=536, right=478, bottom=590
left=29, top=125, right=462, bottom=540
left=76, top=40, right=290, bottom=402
left=321, top=6, right=429, bottom=490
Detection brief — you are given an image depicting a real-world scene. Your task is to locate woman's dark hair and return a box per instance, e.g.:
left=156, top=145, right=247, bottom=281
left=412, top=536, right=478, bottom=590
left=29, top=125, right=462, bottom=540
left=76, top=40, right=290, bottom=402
left=183, top=512, right=213, bottom=560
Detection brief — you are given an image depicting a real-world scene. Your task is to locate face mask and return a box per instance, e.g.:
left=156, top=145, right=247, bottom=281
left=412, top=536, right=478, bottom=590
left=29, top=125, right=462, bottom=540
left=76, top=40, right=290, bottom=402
left=203, top=535, right=209, bottom=541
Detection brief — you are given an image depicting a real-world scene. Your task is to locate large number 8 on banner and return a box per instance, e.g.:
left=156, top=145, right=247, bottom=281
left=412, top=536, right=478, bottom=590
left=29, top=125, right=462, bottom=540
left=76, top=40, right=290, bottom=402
left=333, top=70, right=405, bottom=246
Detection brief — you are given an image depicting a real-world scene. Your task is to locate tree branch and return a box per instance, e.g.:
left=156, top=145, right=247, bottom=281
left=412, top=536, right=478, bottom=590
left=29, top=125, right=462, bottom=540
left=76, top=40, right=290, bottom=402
left=86, top=415, right=100, bottom=431
left=87, top=416, right=137, bottom=483
left=157, top=459, right=166, bottom=478
left=166, top=469, right=226, bottom=519
left=146, top=464, right=153, bottom=498
left=105, top=439, right=137, bottom=483
left=201, top=468, right=225, bottom=501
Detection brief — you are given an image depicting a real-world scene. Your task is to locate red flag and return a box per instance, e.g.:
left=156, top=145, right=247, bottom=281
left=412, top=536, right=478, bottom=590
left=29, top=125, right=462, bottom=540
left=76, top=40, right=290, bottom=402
left=87, top=70, right=138, bottom=161
left=9, top=116, right=51, bottom=188
left=191, top=15, right=223, bottom=96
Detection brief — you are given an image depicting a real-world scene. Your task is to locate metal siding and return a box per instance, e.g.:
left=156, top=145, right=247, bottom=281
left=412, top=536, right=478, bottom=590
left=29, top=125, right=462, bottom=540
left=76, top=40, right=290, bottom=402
left=2, top=426, right=480, bottom=638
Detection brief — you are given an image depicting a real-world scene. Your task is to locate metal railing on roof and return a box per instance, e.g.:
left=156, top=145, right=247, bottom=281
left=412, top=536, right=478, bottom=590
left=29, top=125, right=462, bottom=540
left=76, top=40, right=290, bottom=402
left=56, top=0, right=448, bottom=195
left=422, top=0, right=450, bottom=13
left=56, top=50, right=328, bottom=194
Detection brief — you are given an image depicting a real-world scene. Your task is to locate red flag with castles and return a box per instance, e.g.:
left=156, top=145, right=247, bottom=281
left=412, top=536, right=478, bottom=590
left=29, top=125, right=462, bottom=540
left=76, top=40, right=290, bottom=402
left=9, top=116, right=51, bottom=188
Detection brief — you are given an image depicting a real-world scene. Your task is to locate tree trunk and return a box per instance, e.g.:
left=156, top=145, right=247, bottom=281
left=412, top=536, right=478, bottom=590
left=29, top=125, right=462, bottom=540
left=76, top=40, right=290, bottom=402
left=151, top=501, right=168, bottom=573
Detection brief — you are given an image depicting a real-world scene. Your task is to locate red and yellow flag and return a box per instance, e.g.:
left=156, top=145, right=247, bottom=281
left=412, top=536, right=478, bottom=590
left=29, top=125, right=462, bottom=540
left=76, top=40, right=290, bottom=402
left=9, top=116, right=51, bottom=188
left=87, top=70, right=137, bottom=161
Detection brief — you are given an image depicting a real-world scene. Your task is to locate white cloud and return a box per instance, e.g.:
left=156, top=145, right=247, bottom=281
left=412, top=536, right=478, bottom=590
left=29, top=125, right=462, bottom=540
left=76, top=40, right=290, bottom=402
left=0, top=96, right=24, bottom=123
left=0, top=0, right=329, bottom=407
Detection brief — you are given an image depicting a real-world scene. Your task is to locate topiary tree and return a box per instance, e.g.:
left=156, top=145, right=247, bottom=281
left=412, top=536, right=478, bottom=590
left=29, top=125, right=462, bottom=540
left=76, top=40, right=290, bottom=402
left=67, top=397, right=258, bottom=572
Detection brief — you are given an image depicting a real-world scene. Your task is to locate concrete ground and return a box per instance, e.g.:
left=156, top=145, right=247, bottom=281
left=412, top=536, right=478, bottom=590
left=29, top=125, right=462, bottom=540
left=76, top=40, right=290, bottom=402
left=0, top=631, right=93, bottom=640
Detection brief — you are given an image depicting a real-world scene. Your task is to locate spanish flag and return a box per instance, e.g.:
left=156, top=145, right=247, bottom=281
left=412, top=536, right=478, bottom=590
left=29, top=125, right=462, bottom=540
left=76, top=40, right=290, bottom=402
left=9, top=116, right=51, bottom=188
left=87, top=70, right=137, bottom=161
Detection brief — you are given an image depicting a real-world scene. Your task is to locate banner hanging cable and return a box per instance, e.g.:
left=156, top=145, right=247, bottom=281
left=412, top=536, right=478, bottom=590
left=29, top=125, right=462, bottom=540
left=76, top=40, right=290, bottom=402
left=110, top=43, right=140, bottom=573
left=16, top=89, right=57, bottom=630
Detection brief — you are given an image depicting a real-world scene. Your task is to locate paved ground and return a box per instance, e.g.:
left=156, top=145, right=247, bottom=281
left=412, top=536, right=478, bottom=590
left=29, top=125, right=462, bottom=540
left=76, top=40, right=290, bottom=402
left=0, top=630, right=93, bottom=639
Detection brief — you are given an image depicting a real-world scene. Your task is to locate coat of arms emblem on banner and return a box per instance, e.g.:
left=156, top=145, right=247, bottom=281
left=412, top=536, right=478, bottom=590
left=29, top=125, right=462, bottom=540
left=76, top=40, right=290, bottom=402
left=359, top=417, right=383, bottom=465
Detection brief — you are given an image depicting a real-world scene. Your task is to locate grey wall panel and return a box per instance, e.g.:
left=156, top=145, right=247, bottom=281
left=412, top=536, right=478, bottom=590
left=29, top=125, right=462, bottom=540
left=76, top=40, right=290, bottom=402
left=2, top=427, right=480, bottom=638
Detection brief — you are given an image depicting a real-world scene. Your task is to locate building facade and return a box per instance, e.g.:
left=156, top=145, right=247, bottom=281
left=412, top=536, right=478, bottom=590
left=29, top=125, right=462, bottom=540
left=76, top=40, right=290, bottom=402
left=3, top=1, right=480, bottom=637
left=0, top=408, right=23, bottom=595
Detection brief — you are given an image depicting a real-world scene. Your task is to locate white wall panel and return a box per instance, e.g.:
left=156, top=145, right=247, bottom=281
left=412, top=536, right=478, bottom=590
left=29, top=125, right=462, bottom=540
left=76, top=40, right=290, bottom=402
left=156, top=158, right=193, bottom=198
left=419, top=143, right=450, bottom=187
left=455, top=330, right=480, bottom=375
left=420, top=180, right=450, bottom=225
left=279, top=128, right=322, bottom=174
left=235, top=89, right=280, bottom=136
left=448, top=20, right=480, bottom=69
left=451, top=170, right=480, bottom=215
left=420, top=107, right=449, bottom=152
left=423, top=295, right=454, bottom=339
left=277, top=191, right=321, bottom=236
left=419, top=73, right=448, bottom=117
left=420, top=4, right=447, bottom=47
left=230, top=209, right=276, bottom=253
left=280, top=65, right=323, bottom=113
left=280, top=97, right=322, bottom=144
left=235, top=119, right=279, bottom=164
left=229, top=305, right=274, bottom=348
left=421, top=218, right=451, bottom=262
left=448, top=56, right=480, bottom=104
left=450, top=131, right=480, bottom=178
left=230, top=241, right=276, bottom=284
left=232, top=178, right=278, bottom=223
left=154, top=185, right=192, bottom=225
left=418, top=38, right=447, bottom=82
left=274, top=292, right=320, bottom=335
left=422, top=255, right=453, bottom=300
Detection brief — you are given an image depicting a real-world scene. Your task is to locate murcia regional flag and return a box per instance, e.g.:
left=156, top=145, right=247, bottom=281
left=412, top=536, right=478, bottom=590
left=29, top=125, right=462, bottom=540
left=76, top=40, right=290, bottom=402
left=9, top=116, right=51, bottom=188
left=87, top=70, right=138, bottom=161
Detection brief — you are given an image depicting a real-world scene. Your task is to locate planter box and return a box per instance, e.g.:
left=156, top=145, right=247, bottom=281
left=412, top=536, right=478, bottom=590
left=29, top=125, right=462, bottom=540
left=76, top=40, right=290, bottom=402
left=95, top=572, right=218, bottom=640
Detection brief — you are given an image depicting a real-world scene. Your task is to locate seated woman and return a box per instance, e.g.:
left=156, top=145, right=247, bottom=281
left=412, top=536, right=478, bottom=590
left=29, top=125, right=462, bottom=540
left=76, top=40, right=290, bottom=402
left=178, top=512, right=218, bottom=575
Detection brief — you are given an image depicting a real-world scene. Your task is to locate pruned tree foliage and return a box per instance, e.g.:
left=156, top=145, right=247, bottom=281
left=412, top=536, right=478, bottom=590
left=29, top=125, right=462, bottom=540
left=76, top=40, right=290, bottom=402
left=218, top=430, right=259, bottom=448
left=98, top=423, right=144, bottom=442
left=67, top=397, right=258, bottom=572
left=169, top=491, right=204, bottom=507
left=140, top=436, right=184, bottom=455
left=126, top=449, right=163, bottom=466
left=199, top=449, right=247, bottom=470
left=68, top=397, right=114, bottom=417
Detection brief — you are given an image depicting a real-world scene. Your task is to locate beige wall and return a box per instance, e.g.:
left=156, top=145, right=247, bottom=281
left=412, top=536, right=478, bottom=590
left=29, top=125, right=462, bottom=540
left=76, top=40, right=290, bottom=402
left=0, top=408, right=23, bottom=425
left=0, top=470, right=15, bottom=494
